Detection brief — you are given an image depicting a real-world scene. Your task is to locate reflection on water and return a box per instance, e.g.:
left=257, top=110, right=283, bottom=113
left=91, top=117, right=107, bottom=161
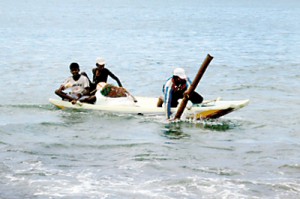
left=193, top=119, right=236, bottom=131
left=161, top=119, right=237, bottom=139
left=59, top=111, right=91, bottom=125
left=161, top=122, right=190, bottom=139
left=162, top=119, right=240, bottom=139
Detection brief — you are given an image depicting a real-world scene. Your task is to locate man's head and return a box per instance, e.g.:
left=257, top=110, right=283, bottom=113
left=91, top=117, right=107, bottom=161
left=69, top=62, right=80, bottom=76
left=173, top=68, right=187, bottom=85
left=96, top=57, right=105, bottom=69
left=173, top=68, right=187, bottom=79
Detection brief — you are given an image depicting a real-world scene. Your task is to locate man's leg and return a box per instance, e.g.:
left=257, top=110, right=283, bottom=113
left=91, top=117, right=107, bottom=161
left=79, top=95, right=96, bottom=104
left=55, top=90, right=74, bottom=101
left=189, top=92, right=203, bottom=104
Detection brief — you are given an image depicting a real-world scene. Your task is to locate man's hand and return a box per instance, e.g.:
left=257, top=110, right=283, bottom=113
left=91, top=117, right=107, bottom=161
left=76, top=93, right=82, bottom=99
left=183, top=91, right=190, bottom=99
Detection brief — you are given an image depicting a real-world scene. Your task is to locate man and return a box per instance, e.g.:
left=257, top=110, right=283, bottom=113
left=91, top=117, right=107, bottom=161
left=90, top=57, right=122, bottom=91
left=55, top=62, right=96, bottom=104
left=161, top=67, right=203, bottom=119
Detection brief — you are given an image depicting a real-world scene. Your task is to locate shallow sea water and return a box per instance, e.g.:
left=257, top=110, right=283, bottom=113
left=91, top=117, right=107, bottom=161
left=0, top=0, right=300, bottom=198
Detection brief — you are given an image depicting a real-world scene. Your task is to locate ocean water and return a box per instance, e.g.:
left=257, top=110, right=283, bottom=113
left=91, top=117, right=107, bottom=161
left=0, top=0, right=300, bottom=198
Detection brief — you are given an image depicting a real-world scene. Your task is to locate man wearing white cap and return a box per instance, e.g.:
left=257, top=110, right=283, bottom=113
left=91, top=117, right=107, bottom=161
left=90, top=57, right=123, bottom=91
left=160, top=67, right=203, bottom=119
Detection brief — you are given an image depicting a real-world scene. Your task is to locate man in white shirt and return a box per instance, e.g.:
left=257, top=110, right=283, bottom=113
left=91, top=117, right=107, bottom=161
left=55, top=62, right=96, bottom=104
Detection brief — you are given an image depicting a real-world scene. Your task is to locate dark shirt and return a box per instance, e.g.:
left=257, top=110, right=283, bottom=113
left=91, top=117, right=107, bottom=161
left=92, top=68, right=122, bottom=87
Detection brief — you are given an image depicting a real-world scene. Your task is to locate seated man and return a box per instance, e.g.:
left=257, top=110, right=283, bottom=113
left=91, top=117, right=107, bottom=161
left=160, top=67, right=203, bottom=119
left=81, top=58, right=123, bottom=93
left=55, top=62, right=96, bottom=104
left=85, top=57, right=123, bottom=91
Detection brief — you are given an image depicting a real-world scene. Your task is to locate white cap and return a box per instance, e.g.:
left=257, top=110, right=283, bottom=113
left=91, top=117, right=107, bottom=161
left=96, top=57, right=105, bottom=65
left=173, top=67, right=187, bottom=79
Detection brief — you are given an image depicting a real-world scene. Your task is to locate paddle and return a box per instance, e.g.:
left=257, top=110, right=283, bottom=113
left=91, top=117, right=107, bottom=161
left=174, top=54, right=214, bottom=120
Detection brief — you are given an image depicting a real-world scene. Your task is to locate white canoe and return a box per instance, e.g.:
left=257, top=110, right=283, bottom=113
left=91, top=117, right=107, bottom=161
left=49, top=95, right=249, bottom=120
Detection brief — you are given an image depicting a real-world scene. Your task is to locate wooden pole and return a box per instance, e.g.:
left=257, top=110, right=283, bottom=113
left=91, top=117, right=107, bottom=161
left=174, top=54, right=214, bottom=120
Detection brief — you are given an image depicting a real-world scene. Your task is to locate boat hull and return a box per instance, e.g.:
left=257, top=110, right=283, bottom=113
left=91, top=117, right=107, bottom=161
left=49, top=96, right=249, bottom=120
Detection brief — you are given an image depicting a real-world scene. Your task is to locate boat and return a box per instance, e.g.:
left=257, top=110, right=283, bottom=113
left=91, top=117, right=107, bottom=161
left=49, top=91, right=249, bottom=120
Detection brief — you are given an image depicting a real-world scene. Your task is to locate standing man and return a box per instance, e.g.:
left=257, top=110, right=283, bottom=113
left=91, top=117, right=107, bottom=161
left=162, top=67, right=203, bottom=119
left=55, top=63, right=96, bottom=104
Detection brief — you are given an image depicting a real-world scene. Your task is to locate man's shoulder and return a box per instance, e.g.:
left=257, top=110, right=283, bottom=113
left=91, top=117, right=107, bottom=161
left=103, top=68, right=110, bottom=72
left=79, top=74, right=89, bottom=81
left=187, top=77, right=192, bottom=84
left=165, top=77, right=173, bottom=85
